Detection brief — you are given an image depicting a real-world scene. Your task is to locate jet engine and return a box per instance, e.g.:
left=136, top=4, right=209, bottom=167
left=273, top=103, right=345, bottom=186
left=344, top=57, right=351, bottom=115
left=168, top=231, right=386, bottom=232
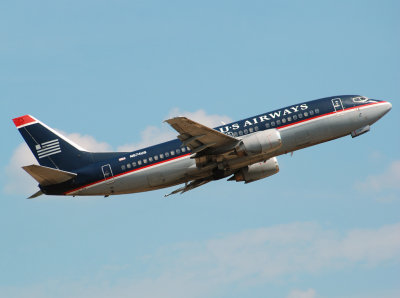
left=235, top=129, right=282, bottom=156
left=229, top=157, right=279, bottom=183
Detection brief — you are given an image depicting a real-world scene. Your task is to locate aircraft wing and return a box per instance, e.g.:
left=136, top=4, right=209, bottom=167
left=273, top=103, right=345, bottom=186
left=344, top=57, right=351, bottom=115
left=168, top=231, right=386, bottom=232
left=165, top=117, right=238, bottom=155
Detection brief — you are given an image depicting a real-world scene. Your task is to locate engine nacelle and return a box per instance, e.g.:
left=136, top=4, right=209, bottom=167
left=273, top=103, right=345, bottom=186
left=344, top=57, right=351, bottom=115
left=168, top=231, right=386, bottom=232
left=235, top=129, right=282, bottom=156
left=231, top=157, right=279, bottom=183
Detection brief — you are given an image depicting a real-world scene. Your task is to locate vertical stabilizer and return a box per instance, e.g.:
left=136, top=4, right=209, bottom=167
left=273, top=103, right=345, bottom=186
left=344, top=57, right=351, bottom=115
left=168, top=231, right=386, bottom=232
left=12, top=115, right=93, bottom=171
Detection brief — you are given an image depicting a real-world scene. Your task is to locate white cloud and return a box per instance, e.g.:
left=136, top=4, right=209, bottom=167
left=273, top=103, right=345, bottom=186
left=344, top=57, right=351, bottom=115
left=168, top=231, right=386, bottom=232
left=161, top=222, right=400, bottom=284
left=116, top=125, right=176, bottom=152
left=356, top=160, right=400, bottom=192
left=287, top=289, right=316, bottom=298
left=118, top=108, right=232, bottom=151
left=3, top=143, right=38, bottom=195
left=355, top=160, right=400, bottom=202
left=60, top=131, right=113, bottom=152
left=167, top=108, right=232, bottom=128
left=1, top=222, right=399, bottom=298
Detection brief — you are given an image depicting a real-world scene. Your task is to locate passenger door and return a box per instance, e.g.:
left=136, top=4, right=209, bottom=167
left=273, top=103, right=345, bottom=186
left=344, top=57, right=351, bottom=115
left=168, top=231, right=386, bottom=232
left=101, top=164, right=114, bottom=184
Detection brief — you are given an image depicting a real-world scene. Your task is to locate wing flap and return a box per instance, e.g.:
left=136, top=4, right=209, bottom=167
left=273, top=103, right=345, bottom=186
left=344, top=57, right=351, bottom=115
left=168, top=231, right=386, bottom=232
left=165, top=117, right=238, bottom=155
left=23, top=164, right=77, bottom=186
left=164, top=178, right=211, bottom=197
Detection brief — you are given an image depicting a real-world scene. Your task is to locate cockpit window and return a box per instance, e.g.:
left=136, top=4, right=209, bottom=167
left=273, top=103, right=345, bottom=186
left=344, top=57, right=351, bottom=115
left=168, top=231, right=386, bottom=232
left=352, top=96, right=368, bottom=103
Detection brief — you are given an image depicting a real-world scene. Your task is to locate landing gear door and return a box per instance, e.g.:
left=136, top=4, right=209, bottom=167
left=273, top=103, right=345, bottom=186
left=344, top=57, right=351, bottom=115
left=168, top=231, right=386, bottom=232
left=331, top=98, right=344, bottom=112
left=101, top=164, right=114, bottom=184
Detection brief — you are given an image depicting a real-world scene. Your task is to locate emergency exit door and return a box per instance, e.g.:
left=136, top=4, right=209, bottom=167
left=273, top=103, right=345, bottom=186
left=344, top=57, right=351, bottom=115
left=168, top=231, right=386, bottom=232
left=331, top=98, right=344, bottom=112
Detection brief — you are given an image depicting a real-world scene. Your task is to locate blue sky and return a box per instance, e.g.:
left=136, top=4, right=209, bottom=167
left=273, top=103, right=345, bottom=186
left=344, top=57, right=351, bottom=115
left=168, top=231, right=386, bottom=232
left=1, top=0, right=399, bottom=297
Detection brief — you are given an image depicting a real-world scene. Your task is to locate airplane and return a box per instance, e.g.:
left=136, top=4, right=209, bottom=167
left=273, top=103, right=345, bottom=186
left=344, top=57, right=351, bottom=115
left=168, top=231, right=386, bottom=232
left=13, top=95, right=391, bottom=199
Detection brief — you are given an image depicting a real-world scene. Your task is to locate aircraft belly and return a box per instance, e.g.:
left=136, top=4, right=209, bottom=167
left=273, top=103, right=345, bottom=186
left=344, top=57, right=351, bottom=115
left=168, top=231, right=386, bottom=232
left=146, top=157, right=196, bottom=187
left=92, top=156, right=197, bottom=195
left=68, top=156, right=203, bottom=196
left=71, top=181, right=120, bottom=196
left=280, top=119, right=331, bottom=151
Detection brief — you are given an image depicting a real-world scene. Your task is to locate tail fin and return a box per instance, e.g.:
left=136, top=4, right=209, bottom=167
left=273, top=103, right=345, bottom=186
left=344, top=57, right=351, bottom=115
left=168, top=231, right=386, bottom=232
left=13, top=115, right=93, bottom=171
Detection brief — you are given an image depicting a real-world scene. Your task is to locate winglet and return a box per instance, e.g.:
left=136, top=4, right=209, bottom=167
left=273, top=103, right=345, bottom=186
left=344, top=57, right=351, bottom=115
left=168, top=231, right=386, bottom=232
left=12, top=115, right=38, bottom=128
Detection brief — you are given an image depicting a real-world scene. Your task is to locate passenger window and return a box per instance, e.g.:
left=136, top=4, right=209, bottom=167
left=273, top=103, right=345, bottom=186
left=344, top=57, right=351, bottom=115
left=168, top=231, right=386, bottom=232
left=165, top=152, right=170, bottom=157
left=244, top=129, right=248, bottom=134
left=186, top=146, right=190, bottom=151
left=132, top=162, right=137, bottom=167
left=276, top=120, right=281, bottom=125
left=282, top=118, right=286, bottom=123
left=249, top=127, right=254, bottom=133
left=176, top=148, right=181, bottom=154
left=159, top=153, right=164, bottom=159
left=309, top=110, right=314, bottom=116
left=304, top=112, right=308, bottom=117
left=298, top=114, right=303, bottom=119
left=138, top=160, right=142, bottom=165
left=287, top=116, right=292, bottom=122
left=239, top=130, right=243, bottom=136
left=233, top=132, right=238, bottom=137
left=265, top=123, right=270, bottom=128
left=181, top=147, right=186, bottom=153
left=121, top=165, right=126, bottom=170
left=271, top=121, right=275, bottom=127
left=154, top=155, right=158, bottom=161
left=254, top=126, right=259, bottom=131
left=127, top=163, right=131, bottom=169
left=315, top=108, right=320, bottom=114
left=143, top=159, right=147, bottom=164
left=170, top=150, right=175, bottom=156
left=149, top=157, right=153, bottom=162
left=293, top=115, right=298, bottom=120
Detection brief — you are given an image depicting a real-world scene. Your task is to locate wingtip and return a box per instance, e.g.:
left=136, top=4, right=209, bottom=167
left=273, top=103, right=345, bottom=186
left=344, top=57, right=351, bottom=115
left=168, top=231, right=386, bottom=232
left=164, top=116, right=187, bottom=123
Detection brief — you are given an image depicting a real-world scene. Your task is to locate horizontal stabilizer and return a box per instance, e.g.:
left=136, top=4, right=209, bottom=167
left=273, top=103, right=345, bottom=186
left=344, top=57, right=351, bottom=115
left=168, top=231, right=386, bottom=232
left=22, top=164, right=77, bottom=186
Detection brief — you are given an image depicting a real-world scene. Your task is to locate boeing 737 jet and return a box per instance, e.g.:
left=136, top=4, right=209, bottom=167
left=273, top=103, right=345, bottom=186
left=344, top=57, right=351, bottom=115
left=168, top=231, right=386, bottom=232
left=13, top=95, right=391, bottom=198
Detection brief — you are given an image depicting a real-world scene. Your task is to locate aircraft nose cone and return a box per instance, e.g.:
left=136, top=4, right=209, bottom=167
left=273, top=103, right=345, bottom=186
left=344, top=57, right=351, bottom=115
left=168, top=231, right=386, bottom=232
left=386, top=101, right=392, bottom=112
left=382, top=101, right=392, bottom=115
